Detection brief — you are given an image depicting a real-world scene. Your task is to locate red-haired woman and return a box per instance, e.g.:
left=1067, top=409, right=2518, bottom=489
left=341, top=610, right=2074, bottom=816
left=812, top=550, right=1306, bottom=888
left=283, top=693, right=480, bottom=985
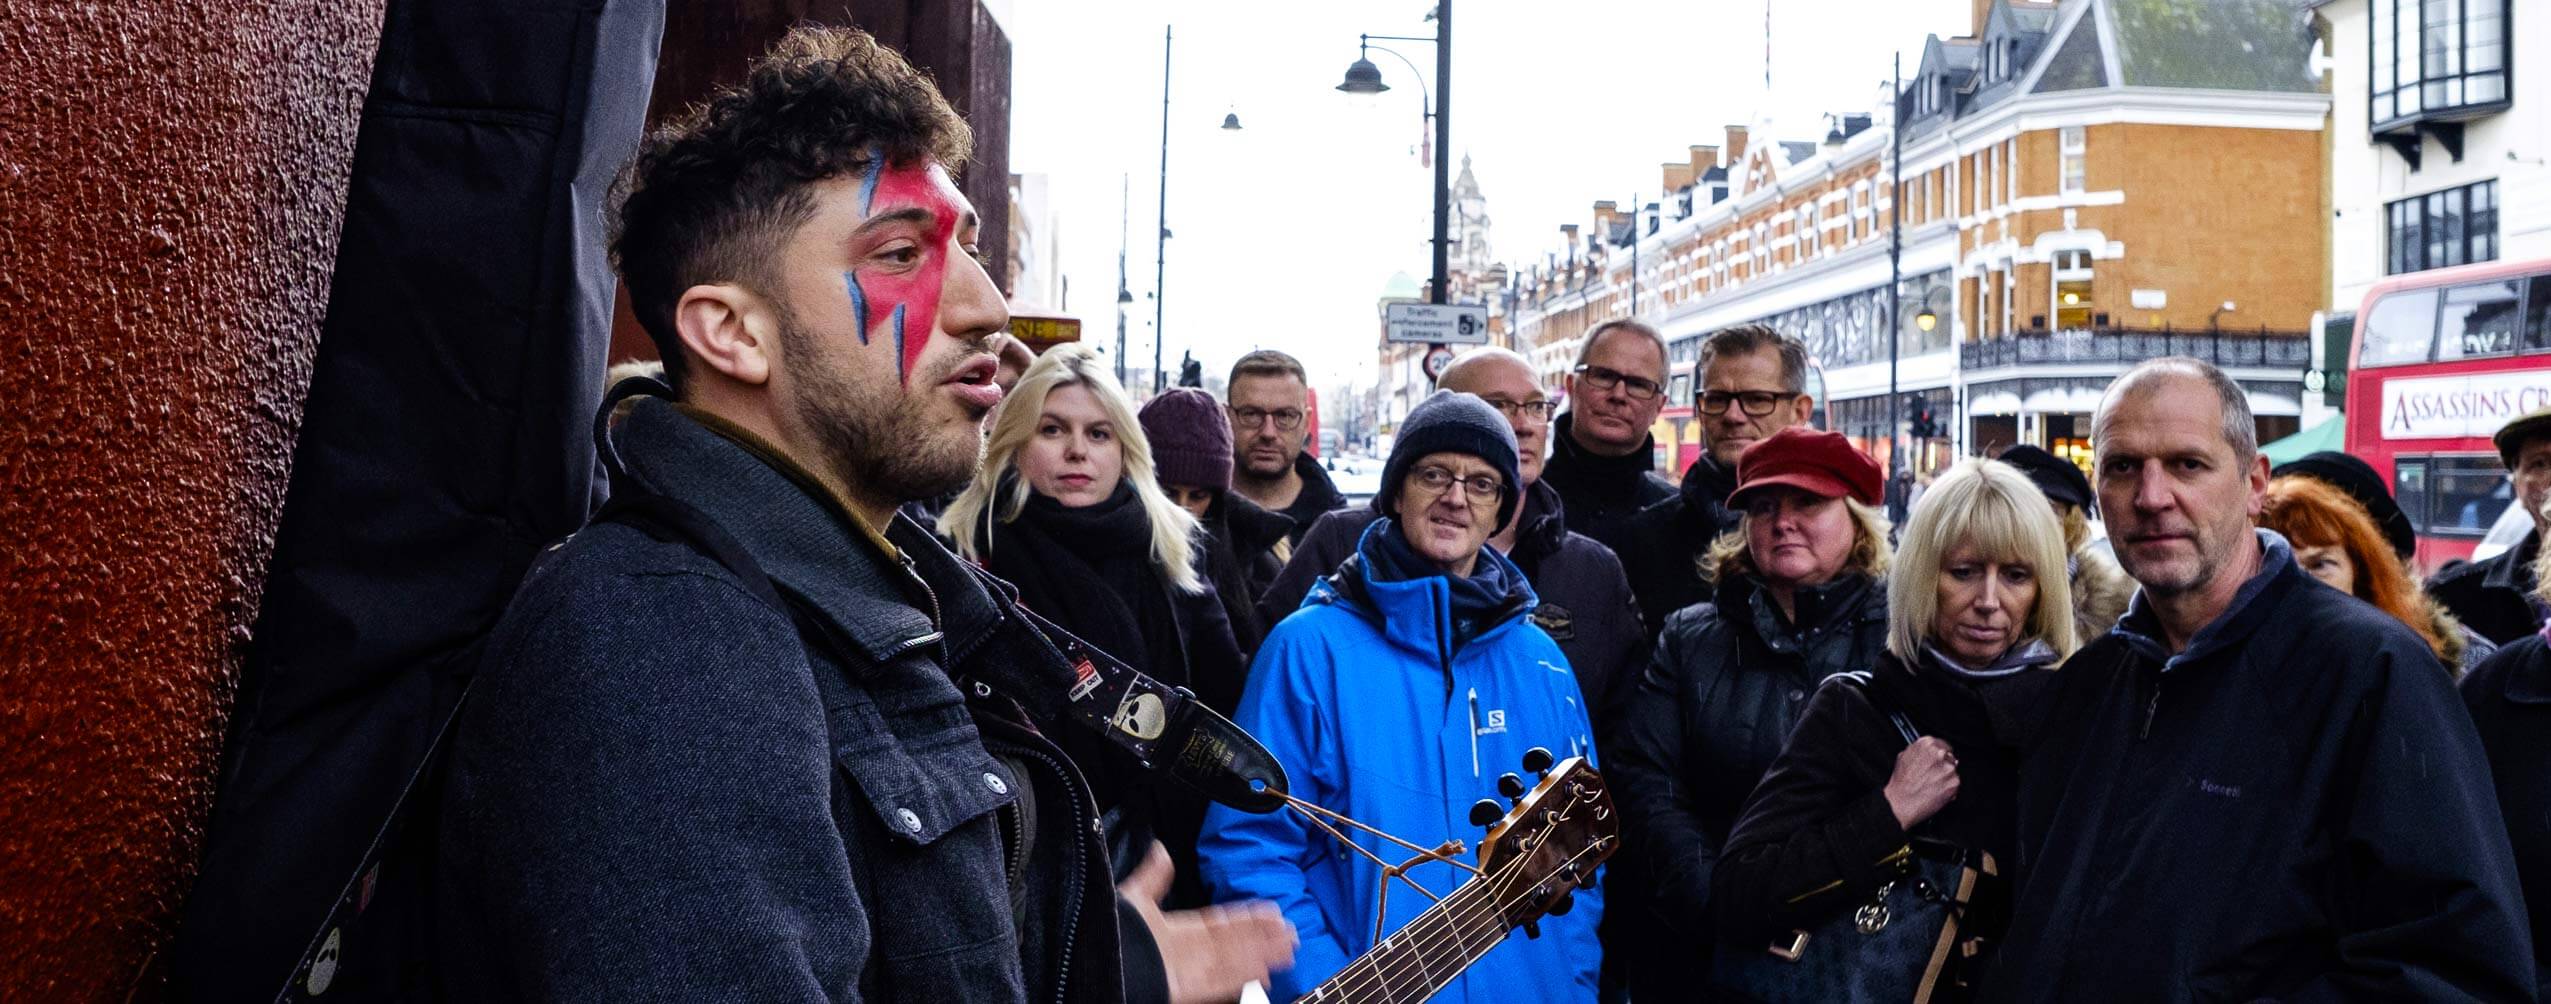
left=2260, top=474, right=2492, bottom=676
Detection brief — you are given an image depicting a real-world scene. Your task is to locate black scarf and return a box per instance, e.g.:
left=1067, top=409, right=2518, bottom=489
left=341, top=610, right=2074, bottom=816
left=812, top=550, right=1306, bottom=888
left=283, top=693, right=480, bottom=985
left=1549, top=411, right=1661, bottom=507
left=984, top=479, right=1185, bottom=685
left=1362, top=516, right=1523, bottom=652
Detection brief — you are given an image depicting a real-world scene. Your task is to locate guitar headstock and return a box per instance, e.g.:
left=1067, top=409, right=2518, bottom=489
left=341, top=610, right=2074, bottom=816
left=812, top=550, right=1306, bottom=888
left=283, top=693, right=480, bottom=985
left=1466, top=748, right=1617, bottom=935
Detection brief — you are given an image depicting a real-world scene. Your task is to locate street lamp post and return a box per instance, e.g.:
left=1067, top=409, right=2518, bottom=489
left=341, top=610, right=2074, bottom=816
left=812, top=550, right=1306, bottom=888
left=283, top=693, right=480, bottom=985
left=1154, top=25, right=1172, bottom=394
left=1335, top=2, right=1453, bottom=306
left=1887, top=51, right=1904, bottom=477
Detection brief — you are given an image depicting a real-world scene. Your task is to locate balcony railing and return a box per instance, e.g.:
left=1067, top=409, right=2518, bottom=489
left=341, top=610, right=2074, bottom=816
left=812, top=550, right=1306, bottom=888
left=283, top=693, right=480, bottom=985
left=1959, top=329, right=2312, bottom=371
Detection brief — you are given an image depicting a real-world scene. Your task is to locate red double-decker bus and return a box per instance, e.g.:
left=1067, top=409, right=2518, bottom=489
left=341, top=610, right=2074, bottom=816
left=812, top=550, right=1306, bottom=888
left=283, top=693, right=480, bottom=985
left=2342, top=256, right=2551, bottom=573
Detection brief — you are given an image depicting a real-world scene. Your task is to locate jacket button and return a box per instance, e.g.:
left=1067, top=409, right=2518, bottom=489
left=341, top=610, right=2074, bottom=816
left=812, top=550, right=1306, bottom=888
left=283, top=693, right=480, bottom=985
left=983, top=771, right=1009, bottom=795
left=896, top=808, right=923, bottom=833
left=1788, top=689, right=1805, bottom=702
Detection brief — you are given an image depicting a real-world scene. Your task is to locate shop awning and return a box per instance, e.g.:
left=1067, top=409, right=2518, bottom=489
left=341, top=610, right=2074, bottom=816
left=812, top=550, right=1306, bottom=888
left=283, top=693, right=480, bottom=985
left=2260, top=416, right=2343, bottom=466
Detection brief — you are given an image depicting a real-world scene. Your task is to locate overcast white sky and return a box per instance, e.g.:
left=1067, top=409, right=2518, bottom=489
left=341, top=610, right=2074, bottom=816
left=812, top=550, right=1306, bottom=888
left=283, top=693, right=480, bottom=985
left=1005, top=0, right=1978, bottom=392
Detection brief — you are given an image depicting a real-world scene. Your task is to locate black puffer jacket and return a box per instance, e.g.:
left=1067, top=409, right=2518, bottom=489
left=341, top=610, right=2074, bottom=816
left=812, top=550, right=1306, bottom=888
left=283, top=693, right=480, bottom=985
left=1603, top=570, right=1889, bottom=999
left=1617, top=454, right=1739, bottom=639
left=1256, top=479, right=1647, bottom=713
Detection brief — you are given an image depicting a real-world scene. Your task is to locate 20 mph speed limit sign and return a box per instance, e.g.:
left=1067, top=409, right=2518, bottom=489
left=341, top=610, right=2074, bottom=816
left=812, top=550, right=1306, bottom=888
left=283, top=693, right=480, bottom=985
left=1384, top=303, right=1491, bottom=345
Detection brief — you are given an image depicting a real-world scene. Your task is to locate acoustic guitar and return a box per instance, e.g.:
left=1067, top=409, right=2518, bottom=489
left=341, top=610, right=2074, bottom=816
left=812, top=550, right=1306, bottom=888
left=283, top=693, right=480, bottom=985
left=1294, top=749, right=1617, bottom=1003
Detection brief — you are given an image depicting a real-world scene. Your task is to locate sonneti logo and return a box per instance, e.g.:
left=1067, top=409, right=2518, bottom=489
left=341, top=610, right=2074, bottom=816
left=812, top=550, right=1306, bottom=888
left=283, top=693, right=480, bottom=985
left=2380, top=370, right=2551, bottom=440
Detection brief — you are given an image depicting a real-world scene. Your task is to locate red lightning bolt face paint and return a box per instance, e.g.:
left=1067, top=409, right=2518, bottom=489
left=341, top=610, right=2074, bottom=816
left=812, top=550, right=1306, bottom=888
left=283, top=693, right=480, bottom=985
left=843, top=157, right=967, bottom=386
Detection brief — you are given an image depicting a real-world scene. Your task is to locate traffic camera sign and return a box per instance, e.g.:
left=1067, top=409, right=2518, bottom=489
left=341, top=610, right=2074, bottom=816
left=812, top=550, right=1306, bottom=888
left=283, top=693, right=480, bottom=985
left=1385, top=303, right=1490, bottom=345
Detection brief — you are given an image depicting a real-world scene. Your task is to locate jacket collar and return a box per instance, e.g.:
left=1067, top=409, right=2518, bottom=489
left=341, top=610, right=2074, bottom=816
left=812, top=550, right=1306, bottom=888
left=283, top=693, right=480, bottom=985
left=1680, top=451, right=1736, bottom=505
left=2110, top=528, right=2297, bottom=670
left=1724, top=571, right=1884, bottom=656
left=1548, top=412, right=1659, bottom=493
left=2485, top=530, right=2543, bottom=591
left=613, top=398, right=1004, bottom=668
left=1514, top=478, right=1569, bottom=559
left=1287, top=453, right=1348, bottom=516
left=1310, top=520, right=1537, bottom=664
left=1215, top=489, right=1296, bottom=552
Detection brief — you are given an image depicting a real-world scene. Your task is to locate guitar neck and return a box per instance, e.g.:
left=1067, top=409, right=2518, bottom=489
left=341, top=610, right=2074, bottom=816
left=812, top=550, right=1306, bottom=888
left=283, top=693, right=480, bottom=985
left=1297, top=879, right=1512, bottom=1003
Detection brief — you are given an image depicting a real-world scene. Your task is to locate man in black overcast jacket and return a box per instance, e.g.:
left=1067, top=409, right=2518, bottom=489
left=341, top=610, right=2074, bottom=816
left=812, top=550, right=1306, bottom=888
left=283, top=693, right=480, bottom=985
left=1986, top=358, right=2533, bottom=1002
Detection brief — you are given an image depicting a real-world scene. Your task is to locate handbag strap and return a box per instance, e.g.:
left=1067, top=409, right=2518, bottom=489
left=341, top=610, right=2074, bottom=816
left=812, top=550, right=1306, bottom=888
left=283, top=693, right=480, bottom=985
left=1822, top=670, right=1925, bottom=748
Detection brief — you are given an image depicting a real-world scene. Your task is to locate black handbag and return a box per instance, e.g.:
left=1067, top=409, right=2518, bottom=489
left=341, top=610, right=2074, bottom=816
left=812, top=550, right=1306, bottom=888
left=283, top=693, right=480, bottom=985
left=1710, top=680, right=1996, bottom=1004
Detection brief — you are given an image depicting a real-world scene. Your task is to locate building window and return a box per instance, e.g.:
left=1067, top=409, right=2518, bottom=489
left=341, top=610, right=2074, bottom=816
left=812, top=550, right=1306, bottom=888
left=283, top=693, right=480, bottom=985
left=2387, top=179, right=2498, bottom=274
left=1980, top=151, right=1994, bottom=212
left=2053, top=249, right=2095, bottom=330
left=1800, top=207, right=1819, bottom=257
left=2060, top=127, right=2086, bottom=194
left=2371, top=0, right=2511, bottom=129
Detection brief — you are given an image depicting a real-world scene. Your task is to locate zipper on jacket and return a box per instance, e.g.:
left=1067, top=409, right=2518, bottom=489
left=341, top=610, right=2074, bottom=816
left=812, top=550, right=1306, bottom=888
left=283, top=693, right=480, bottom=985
left=896, top=550, right=951, bottom=665
left=1006, top=741, right=1090, bottom=1004
left=1467, top=687, right=1482, bottom=778
left=2139, top=672, right=2164, bottom=740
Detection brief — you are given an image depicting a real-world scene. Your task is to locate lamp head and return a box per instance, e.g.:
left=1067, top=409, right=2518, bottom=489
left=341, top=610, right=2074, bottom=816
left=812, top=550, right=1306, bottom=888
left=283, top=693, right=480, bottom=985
left=1337, top=57, right=1390, bottom=94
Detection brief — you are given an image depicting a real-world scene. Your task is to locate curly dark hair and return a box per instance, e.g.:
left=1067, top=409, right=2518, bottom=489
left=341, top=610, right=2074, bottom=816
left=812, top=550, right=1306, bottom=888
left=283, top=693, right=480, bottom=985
left=610, top=25, right=973, bottom=390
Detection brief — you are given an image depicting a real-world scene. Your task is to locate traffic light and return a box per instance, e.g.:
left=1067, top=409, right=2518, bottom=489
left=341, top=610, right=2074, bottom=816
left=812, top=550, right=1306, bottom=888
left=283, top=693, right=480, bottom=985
left=1905, top=399, right=1938, bottom=440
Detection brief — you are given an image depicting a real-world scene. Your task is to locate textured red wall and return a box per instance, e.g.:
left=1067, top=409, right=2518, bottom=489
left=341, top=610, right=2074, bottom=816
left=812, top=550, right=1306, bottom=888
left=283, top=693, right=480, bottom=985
left=0, top=1, right=385, bottom=997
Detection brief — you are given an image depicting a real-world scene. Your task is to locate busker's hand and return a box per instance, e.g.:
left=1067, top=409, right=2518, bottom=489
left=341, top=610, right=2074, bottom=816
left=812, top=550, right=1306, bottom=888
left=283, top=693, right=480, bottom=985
left=1124, top=841, right=1298, bottom=1004
left=1882, top=737, right=1961, bottom=830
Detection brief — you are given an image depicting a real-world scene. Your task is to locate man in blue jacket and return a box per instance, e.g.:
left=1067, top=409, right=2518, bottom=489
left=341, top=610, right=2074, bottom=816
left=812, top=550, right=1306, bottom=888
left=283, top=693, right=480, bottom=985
left=1201, top=390, right=1603, bottom=1001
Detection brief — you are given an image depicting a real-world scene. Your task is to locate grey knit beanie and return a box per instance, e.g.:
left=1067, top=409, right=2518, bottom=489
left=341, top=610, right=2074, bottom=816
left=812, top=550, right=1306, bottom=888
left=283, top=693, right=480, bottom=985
left=1382, top=390, right=1522, bottom=527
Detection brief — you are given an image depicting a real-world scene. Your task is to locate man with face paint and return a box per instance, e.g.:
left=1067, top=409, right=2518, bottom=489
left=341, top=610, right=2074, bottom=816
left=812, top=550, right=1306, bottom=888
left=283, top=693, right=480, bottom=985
left=437, top=28, right=1294, bottom=1004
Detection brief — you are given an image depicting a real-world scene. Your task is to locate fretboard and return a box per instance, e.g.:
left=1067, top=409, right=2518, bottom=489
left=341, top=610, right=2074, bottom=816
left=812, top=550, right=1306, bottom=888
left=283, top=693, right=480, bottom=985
left=1297, top=877, right=1512, bottom=1003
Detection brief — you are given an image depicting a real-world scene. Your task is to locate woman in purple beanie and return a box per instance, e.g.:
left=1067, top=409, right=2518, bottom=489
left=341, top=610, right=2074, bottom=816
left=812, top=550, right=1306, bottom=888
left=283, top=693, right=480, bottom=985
left=1140, top=387, right=1295, bottom=656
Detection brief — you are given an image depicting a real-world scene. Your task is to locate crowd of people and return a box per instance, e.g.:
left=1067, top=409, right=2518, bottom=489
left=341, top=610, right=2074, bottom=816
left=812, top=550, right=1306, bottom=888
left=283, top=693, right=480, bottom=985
left=423, top=25, right=2547, bottom=1004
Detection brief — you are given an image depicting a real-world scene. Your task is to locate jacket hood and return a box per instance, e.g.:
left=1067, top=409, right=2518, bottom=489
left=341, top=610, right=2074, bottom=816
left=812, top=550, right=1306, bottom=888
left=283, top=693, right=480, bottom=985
left=1308, top=519, right=1538, bottom=665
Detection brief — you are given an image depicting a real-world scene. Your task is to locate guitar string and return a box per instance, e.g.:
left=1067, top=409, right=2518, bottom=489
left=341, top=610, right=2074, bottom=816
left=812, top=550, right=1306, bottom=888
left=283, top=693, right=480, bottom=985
left=1313, top=789, right=1608, bottom=1001
left=1280, top=792, right=1474, bottom=911
left=1319, top=835, right=1613, bottom=1003
left=1307, top=790, right=1582, bottom=1003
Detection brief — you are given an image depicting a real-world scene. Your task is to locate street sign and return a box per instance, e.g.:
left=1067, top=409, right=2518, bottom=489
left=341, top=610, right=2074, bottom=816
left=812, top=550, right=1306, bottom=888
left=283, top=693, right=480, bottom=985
left=1421, top=344, right=1459, bottom=382
left=1385, top=302, right=1491, bottom=345
left=1009, top=313, right=1082, bottom=349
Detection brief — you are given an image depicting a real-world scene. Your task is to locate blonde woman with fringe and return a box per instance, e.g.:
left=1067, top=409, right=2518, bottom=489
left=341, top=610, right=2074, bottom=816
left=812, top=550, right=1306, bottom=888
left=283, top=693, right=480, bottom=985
left=1711, top=458, right=2077, bottom=999
left=939, top=343, right=1243, bottom=908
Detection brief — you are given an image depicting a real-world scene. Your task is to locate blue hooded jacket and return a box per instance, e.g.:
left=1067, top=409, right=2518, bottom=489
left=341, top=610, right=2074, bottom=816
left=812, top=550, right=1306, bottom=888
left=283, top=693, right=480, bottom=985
left=1199, top=520, right=1603, bottom=1001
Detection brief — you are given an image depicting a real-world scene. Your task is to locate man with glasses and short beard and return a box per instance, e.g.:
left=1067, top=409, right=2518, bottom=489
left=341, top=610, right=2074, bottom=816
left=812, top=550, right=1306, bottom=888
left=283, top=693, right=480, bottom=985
left=1545, top=320, right=1677, bottom=555
left=1199, top=390, right=1602, bottom=1001
left=1226, top=349, right=1347, bottom=546
left=1617, top=324, right=1816, bottom=637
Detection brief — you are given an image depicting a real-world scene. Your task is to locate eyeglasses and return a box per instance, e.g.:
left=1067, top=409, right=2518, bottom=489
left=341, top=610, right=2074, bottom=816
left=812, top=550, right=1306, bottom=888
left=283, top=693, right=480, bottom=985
left=1698, top=390, right=1801, bottom=417
left=1484, top=398, right=1559, bottom=422
left=1573, top=364, right=1663, bottom=401
left=1409, top=465, right=1504, bottom=507
left=1228, top=405, right=1306, bottom=431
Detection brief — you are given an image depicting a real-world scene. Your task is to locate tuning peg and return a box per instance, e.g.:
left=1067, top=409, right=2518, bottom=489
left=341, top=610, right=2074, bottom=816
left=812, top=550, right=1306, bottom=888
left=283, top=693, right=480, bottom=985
left=1548, top=891, right=1576, bottom=916
left=1468, top=798, right=1505, bottom=827
left=1497, top=772, right=1527, bottom=801
left=1522, top=920, right=1542, bottom=940
left=1522, top=746, right=1555, bottom=775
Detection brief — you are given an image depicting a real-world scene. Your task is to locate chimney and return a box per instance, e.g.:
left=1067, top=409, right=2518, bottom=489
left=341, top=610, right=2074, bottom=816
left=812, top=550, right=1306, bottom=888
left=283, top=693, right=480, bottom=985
left=1662, top=162, right=1696, bottom=193
left=1971, top=0, right=1993, bottom=38
left=1724, top=126, right=1749, bottom=166
left=1691, top=145, right=1719, bottom=173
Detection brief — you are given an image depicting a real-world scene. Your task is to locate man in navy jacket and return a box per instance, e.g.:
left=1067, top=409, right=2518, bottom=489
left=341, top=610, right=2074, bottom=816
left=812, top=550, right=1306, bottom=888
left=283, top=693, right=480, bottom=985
left=1985, top=358, right=2534, bottom=1002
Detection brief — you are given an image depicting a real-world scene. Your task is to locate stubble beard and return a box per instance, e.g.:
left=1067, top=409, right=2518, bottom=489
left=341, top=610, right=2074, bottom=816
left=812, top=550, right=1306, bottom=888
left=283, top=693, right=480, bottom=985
left=784, top=320, right=985, bottom=507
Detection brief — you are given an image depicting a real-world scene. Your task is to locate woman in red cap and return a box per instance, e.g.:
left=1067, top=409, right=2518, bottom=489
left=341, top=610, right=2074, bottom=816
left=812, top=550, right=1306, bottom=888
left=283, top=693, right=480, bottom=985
left=1603, top=425, right=1894, bottom=997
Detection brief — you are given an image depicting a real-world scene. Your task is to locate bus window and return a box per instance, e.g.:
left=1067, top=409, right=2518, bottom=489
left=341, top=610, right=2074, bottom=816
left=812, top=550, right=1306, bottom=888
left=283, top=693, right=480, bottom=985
left=2358, top=289, right=2440, bottom=366
left=2419, top=455, right=2514, bottom=538
left=2395, top=457, right=2430, bottom=532
left=2437, top=280, right=2524, bottom=360
left=2526, top=278, right=2551, bottom=352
